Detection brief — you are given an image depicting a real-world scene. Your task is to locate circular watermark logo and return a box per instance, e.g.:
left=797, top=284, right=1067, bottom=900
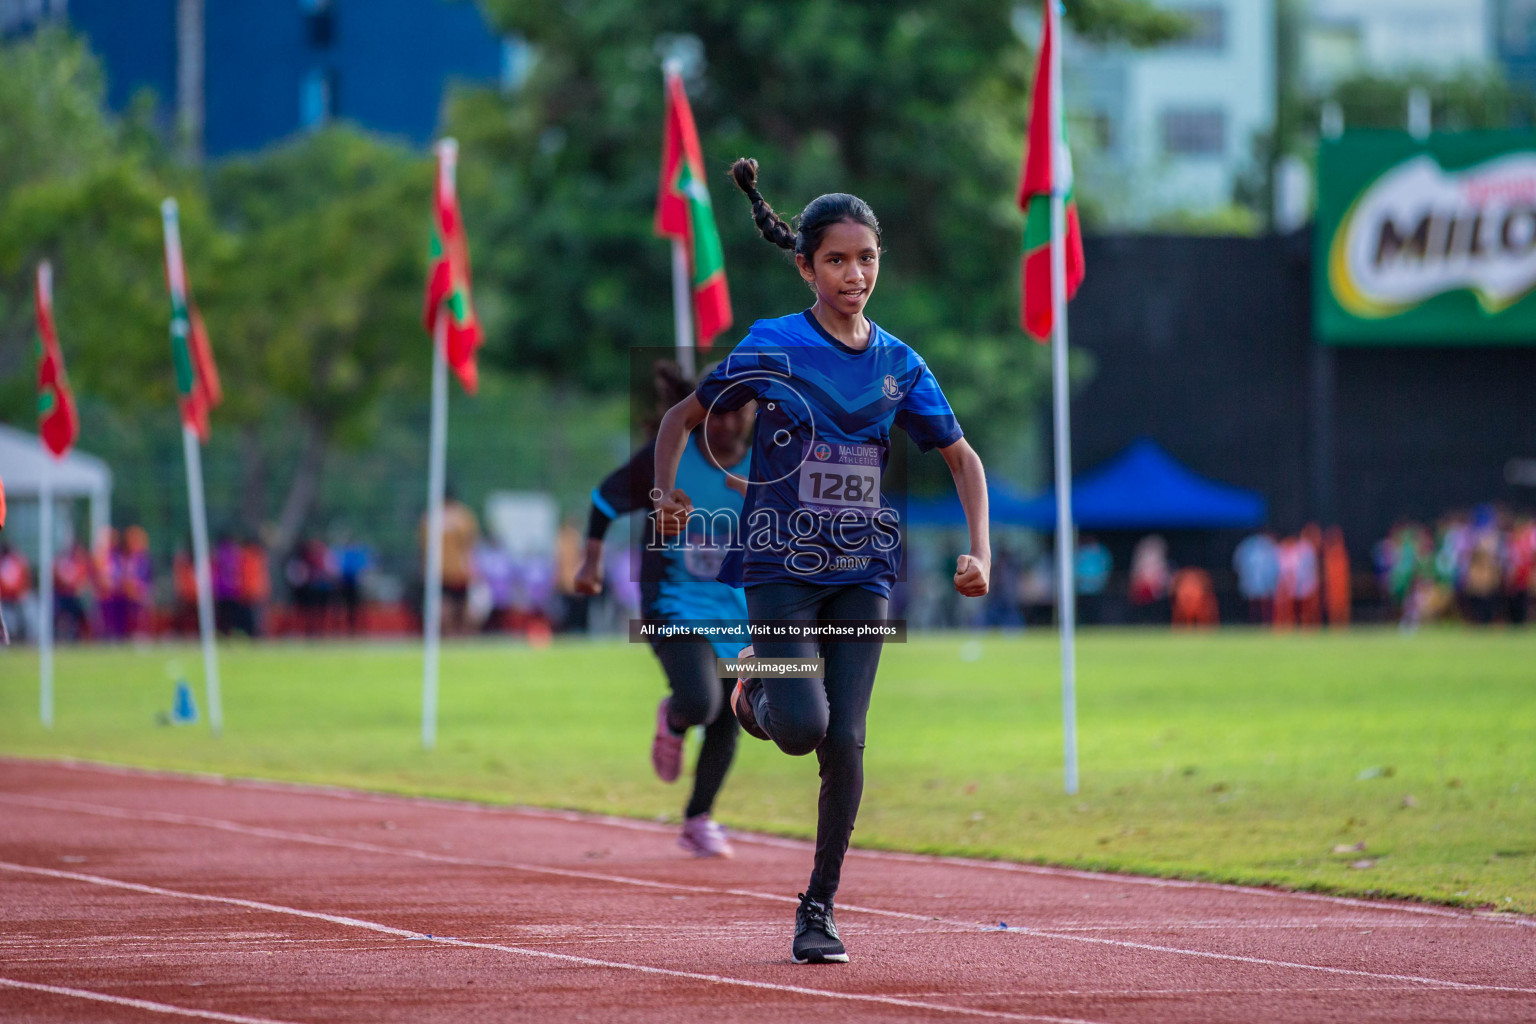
left=702, top=375, right=819, bottom=488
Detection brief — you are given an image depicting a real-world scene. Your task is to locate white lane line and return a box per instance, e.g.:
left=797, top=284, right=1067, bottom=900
left=0, top=861, right=1107, bottom=1024
left=0, top=976, right=306, bottom=1024
left=0, top=792, right=808, bottom=903
left=7, top=794, right=1534, bottom=998
left=1001, top=927, right=1536, bottom=995
left=12, top=755, right=1533, bottom=930
left=886, top=986, right=1421, bottom=999
left=1019, top=921, right=1463, bottom=932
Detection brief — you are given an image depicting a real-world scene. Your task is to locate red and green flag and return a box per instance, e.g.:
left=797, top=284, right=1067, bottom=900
left=160, top=199, right=222, bottom=443
left=655, top=70, right=732, bottom=349
left=35, top=261, right=79, bottom=459
left=1019, top=0, right=1085, bottom=342
left=423, top=139, right=482, bottom=395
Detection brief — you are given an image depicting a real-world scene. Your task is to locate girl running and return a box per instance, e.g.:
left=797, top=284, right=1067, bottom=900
left=575, top=362, right=754, bottom=858
left=651, top=159, right=991, bottom=963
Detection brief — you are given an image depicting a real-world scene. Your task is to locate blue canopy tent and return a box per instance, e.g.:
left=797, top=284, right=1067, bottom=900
left=1015, top=438, right=1266, bottom=529
left=903, top=438, right=1265, bottom=529
left=905, top=481, right=1037, bottom=526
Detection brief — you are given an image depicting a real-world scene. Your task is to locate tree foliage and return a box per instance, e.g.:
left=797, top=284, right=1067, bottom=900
left=1310, top=70, right=1536, bottom=134
left=0, top=29, right=211, bottom=417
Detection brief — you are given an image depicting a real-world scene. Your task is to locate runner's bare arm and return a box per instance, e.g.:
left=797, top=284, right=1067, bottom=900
left=573, top=539, right=604, bottom=595
left=940, top=437, right=990, bottom=597
left=652, top=395, right=708, bottom=535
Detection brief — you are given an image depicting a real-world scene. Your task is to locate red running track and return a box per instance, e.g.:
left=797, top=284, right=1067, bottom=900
left=0, top=758, right=1532, bottom=1023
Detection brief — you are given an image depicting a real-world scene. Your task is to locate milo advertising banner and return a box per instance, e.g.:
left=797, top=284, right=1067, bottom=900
left=1316, top=131, right=1536, bottom=345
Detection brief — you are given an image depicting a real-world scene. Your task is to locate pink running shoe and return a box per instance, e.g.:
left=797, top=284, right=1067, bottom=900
left=651, top=696, right=684, bottom=783
left=678, top=814, right=734, bottom=859
left=730, top=645, right=770, bottom=742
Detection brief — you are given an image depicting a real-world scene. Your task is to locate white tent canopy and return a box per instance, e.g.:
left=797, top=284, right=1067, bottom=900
left=0, top=423, right=113, bottom=542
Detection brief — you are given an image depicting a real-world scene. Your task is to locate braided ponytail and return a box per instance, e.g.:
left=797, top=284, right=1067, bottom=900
left=731, top=158, right=797, bottom=251
left=730, top=157, right=883, bottom=265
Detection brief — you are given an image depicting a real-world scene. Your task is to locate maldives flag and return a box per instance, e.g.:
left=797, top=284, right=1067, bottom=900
left=35, top=261, right=79, bottom=459
left=423, top=139, right=481, bottom=394
left=655, top=70, right=732, bottom=349
left=1019, top=0, right=1085, bottom=342
left=161, top=199, right=222, bottom=443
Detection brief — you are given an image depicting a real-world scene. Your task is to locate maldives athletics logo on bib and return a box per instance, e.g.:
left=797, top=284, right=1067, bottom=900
left=813, top=442, right=833, bottom=461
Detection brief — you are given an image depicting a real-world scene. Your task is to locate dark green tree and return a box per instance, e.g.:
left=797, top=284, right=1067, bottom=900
left=0, top=29, right=214, bottom=420
left=208, top=128, right=431, bottom=553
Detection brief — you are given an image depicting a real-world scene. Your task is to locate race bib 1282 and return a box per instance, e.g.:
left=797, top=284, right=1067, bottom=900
left=798, top=441, right=882, bottom=514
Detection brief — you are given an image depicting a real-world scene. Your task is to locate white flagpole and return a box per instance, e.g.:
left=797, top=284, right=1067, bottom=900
left=422, top=312, right=449, bottom=751
left=183, top=423, right=222, bottom=736
left=39, top=458, right=54, bottom=728
left=162, top=197, right=222, bottom=737
left=1048, top=0, right=1079, bottom=796
left=421, top=138, right=459, bottom=752
left=671, top=240, right=696, bottom=378
left=663, top=63, right=696, bottom=379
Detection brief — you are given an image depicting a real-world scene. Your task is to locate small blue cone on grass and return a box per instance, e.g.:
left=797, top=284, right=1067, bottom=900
left=170, top=680, right=198, bottom=725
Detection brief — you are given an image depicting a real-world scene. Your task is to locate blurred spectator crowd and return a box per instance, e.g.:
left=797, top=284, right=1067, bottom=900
left=0, top=500, right=623, bottom=643
left=4, top=503, right=1532, bottom=643
left=1373, top=507, right=1535, bottom=629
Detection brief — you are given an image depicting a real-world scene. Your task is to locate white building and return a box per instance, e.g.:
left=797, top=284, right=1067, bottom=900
left=1062, top=0, right=1277, bottom=226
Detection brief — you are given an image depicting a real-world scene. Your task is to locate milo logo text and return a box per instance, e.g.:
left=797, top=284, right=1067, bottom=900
left=1329, top=152, right=1536, bottom=317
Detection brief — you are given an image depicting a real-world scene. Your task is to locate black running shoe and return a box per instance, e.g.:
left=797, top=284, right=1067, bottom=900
left=792, top=893, right=848, bottom=964
left=731, top=674, right=770, bottom=742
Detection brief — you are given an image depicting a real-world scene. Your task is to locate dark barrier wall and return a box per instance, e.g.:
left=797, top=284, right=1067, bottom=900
left=1069, top=233, right=1536, bottom=561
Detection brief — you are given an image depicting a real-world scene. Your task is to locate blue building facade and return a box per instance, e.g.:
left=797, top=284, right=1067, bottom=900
left=62, top=0, right=507, bottom=157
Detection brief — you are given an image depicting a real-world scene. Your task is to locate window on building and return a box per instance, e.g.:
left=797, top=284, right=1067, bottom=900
left=0, top=0, right=55, bottom=35
left=1501, top=0, right=1536, bottom=57
left=501, top=36, right=532, bottom=93
left=1161, top=108, right=1226, bottom=157
left=300, top=69, right=333, bottom=129
left=301, top=0, right=334, bottom=47
left=1301, top=18, right=1363, bottom=92
left=1087, top=111, right=1115, bottom=153
left=1169, top=5, right=1225, bottom=51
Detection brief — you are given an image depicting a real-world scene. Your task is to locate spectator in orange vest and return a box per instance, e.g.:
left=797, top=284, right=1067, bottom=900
left=1323, top=526, right=1351, bottom=628
left=0, top=542, right=34, bottom=642
left=1296, top=525, right=1324, bottom=628
left=240, top=538, right=271, bottom=638
left=1170, top=567, right=1219, bottom=628
left=172, top=548, right=199, bottom=636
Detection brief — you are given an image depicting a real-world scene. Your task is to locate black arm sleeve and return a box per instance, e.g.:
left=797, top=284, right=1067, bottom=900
left=586, top=442, right=658, bottom=541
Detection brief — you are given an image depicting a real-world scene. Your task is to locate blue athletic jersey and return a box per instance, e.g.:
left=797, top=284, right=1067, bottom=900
left=693, top=310, right=963, bottom=596
left=587, top=434, right=750, bottom=658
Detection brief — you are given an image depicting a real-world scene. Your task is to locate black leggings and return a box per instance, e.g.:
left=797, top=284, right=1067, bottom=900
left=652, top=638, right=739, bottom=820
left=744, top=582, right=888, bottom=904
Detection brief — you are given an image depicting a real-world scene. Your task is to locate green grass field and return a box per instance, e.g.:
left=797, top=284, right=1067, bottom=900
left=2, top=630, right=1532, bottom=913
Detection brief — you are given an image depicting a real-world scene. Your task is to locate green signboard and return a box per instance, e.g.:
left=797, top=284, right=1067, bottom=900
left=1315, top=131, right=1536, bottom=345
